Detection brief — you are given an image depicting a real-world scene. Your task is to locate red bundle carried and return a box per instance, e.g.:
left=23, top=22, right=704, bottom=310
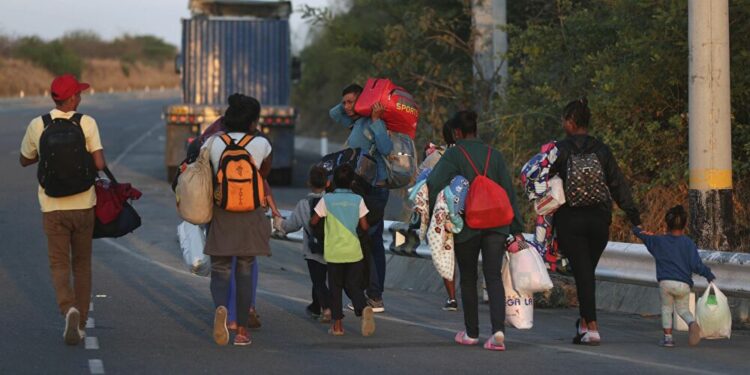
left=354, top=78, right=419, bottom=139
left=95, top=169, right=143, bottom=224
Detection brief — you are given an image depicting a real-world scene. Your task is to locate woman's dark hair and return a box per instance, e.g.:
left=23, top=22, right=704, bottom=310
left=309, top=165, right=328, bottom=189
left=446, top=110, right=478, bottom=136
left=224, top=93, right=261, bottom=132
left=342, top=84, right=363, bottom=97
left=442, top=119, right=455, bottom=145
left=333, top=164, right=355, bottom=189
left=666, top=205, right=688, bottom=231
left=563, top=97, right=591, bottom=128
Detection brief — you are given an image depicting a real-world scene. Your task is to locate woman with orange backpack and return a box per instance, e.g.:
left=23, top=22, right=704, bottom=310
left=202, top=94, right=273, bottom=347
left=426, top=111, right=524, bottom=351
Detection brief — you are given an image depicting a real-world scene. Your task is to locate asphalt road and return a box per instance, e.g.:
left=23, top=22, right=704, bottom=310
left=1, top=93, right=747, bottom=375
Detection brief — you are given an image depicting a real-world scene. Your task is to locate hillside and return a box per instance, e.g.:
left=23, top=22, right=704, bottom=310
left=0, top=58, right=180, bottom=98
left=0, top=32, right=180, bottom=97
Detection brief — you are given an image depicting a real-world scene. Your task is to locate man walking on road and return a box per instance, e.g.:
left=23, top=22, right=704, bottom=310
left=19, top=74, right=107, bottom=345
left=330, top=84, right=393, bottom=313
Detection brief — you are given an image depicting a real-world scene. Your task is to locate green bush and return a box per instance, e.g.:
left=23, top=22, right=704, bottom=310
left=2, top=31, right=178, bottom=77
left=13, top=36, right=83, bottom=77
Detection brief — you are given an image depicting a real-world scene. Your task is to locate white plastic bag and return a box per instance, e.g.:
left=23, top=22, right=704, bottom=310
left=509, top=243, right=554, bottom=294
left=534, top=176, right=565, bottom=216
left=503, top=255, right=534, bottom=329
left=696, top=282, right=732, bottom=339
left=177, top=221, right=210, bottom=276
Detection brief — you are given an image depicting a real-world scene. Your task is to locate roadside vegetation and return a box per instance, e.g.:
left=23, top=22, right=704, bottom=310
left=0, top=31, right=179, bottom=97
left=294, top=0, right=750, bottom=250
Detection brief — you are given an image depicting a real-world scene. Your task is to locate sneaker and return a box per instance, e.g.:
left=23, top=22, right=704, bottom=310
left=367, top=298, right=385, bottom=313
left=574, top=330, right=601, bottom=346
left=233, top=326, right=252, bottom=346
left=319, top=309, right=332, bottom=324
left=329, top=320, right=344, bottom=336
left=306, top=304, right=321, bottom=319
left=361, top=306, right=376, bottom=337
left=78, top=328, right=86, bottom=340
left=661, top=335, right=675, bottom=348
left=484, top=331, right=506, bottom=351
left=575, top=318, right=588, bottom=336
left=454, top=331, right=479, bottom=346
left=63, top=307, right=81, bottom=345
left=688, top=322, right=702, bottom=346
left=442, top=298, right=458, bottom=311
left=248, top=309, right=262, bottom=329
left=213, top=306, right=229, bottom=346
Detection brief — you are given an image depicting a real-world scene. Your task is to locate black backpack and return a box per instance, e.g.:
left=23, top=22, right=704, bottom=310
left=37, top=113, right=96, bottom=197
left=317, top=148, right=377, bottom=187
left=565, top=143, right=611, bottom=207
left=307, top=197, right=325, bottom=254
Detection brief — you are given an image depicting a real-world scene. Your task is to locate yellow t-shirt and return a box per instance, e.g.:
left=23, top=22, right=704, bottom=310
left=20, top=109, right=103, bottom=213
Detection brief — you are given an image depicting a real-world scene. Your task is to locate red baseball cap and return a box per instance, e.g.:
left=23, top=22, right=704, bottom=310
left=50, top=74, right=90, bottom=101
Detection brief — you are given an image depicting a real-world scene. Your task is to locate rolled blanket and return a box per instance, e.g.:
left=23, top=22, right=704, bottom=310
left=428, top=190, right=454, bottom=280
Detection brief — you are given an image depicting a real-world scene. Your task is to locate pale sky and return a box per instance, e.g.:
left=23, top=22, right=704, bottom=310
left=0, top=0, right=334, bottom=52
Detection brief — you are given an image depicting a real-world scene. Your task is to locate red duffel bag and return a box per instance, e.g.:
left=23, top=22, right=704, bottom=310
left=354, top=78, right=419, bottom=139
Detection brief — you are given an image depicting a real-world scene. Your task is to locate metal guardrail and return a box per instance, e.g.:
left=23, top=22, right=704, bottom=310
left=272, top=210, right=750, bottom=299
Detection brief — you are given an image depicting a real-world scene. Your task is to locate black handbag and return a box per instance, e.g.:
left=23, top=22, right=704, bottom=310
left=93, top=168, right=142, bottom=239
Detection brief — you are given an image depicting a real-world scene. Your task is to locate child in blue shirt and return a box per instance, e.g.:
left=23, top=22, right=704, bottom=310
left=633, top=205, right=716, bottom=348
left=310, top=164, right=375, bottom=337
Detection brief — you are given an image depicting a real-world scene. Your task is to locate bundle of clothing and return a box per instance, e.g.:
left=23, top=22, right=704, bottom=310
left=408, top=170, right=469, bottom=280
left=520, top=141, right=569, bottom=274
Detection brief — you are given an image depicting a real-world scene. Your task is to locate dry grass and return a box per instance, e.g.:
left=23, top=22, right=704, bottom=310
left=0, top=58, right=179, bottom=97
left=610, top=182, right=750, bottom=252
left=0, top=58, right=54, bottom=97
left=82, top=59, right=180, bottom=92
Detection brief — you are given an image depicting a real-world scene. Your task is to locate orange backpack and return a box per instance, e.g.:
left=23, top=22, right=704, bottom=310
left=214, top=134, right=265, bottom=212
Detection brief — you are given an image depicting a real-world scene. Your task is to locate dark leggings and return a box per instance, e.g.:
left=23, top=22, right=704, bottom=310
left=210, top=256, right=254, bottom=327
left=307, top=259, right=331, bottom=312
left=555, top=209, right=610, bottom=322
left=328, top=260, right=367, bottom=321
left=455, top=232, right=506, bottom=338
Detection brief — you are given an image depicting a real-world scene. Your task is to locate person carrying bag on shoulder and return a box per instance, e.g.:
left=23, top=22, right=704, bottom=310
left=427, top=110, right=524, bottom=351
left=202, top=94, right=273, bottom=347
left=19, top=74, right=108, bottom=346
left=549, top=97, right=642, bottom=346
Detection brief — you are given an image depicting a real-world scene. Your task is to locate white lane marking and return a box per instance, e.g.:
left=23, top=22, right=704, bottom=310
left=101, top=239, right=721, bottom=375
left=86, top=317, right=95, bottom=329
left=110, top=122, right=162, bottom=167
left=85, top=336, right=99, bottom=350
left=89, top=359, right=105, bottom=374
left=90, top=302, right=94, bottom=312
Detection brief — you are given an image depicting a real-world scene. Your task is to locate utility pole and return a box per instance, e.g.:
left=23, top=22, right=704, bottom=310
left=472, top=0, right=507, bottom=108
left=688, top=0, right=734, bottom=250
